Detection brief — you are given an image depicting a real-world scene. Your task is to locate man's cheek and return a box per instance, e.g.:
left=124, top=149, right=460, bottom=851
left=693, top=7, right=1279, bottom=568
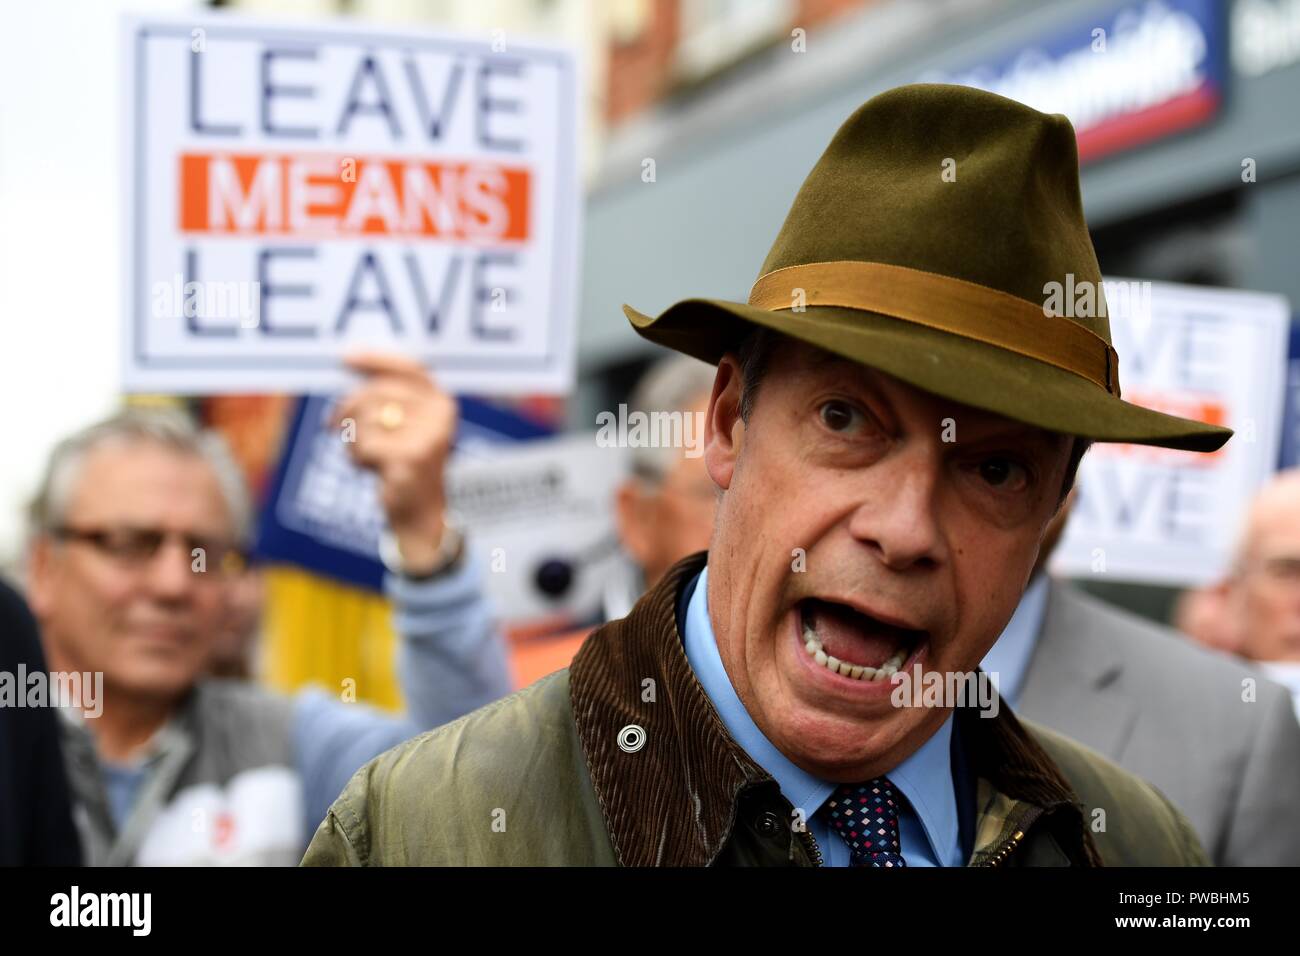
left=73, top=584, right=118, bottom=636
left=197, top=595, right=229, bottom=633
left=89, top=566, right=141, bottom=614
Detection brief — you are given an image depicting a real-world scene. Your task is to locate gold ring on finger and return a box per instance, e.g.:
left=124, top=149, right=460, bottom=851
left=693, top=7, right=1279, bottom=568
left=378, top=401, right=405, bottom=430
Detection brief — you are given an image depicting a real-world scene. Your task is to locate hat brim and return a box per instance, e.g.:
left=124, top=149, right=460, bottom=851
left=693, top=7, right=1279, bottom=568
left=624, top=299, right=1232, bottom=453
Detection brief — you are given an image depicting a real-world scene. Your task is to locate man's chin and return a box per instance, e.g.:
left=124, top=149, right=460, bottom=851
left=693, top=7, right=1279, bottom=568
left=759, top=686, right=941, bottom=780
left=800, top=712, right=925, bottom=780
left=109, top=661, right=201, bottom=703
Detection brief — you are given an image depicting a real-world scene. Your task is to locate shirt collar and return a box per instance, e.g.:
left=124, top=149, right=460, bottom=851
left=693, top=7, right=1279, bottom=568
left=681, top=566, right=959, bottom=864
left=1257, top=661, right=1300, bottom=691
left=980, top=572, right=1051, bottom=708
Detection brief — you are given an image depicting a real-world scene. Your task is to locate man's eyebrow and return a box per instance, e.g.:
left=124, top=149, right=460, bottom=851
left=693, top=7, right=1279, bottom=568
left=957, top=422, right=1064, bottom=451
left=797, top=349, right=881, bottom=388
left=803, top=349, right=859, bottom=375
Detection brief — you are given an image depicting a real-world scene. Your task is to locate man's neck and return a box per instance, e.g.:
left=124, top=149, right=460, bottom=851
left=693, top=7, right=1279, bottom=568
left=91, top=689, right=179, bottom=764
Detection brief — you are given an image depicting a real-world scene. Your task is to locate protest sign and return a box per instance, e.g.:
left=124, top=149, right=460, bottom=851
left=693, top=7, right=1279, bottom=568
left=1052, top=279, right=1289, bottom=585
left=255, top=394, right=553, bottom=591
left=257, top=398, right=625, bottom=625
left=444, top=432, right=627, bottom=624
left=121, top=14, right=580, bottom=395
left=1274, top=320, right=1300, bottom=470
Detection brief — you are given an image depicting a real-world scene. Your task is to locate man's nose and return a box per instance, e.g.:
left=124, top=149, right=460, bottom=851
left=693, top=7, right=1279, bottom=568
left=145, top=539, right=200, bottom=600
left=845, top=448, right=943, bottom=571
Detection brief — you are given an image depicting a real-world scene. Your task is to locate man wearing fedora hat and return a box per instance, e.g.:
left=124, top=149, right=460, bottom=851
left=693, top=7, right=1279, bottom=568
left=303, top=85, right=1228, bottom=867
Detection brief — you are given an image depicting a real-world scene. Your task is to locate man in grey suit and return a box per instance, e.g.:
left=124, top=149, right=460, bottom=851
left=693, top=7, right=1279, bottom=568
left=982, top=498, right=1300, bottom=866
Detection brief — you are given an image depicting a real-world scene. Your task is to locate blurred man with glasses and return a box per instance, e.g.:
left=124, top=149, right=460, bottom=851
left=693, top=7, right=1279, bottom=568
left=24, top=355, right=511, bottom=865
left=606, top=354, right=720, bottom=618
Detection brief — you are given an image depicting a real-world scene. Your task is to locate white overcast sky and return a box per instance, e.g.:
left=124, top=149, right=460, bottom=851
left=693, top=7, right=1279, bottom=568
left=0, top=0, right=200, bottom=569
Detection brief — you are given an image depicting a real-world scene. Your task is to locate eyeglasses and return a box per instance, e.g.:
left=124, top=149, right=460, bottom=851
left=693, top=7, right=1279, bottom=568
left=51, top=525, right=248, bottom=577
left=1258, top=555, right=1300, bottom=584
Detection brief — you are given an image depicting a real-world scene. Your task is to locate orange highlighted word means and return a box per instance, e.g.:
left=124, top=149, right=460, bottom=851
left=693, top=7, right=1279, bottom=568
left=179, top=153, right=530, bottom=241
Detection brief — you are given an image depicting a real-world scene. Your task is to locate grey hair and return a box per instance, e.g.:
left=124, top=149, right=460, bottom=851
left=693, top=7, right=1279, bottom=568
left=28, top=406, right=253, bottom=545
left=627, top=353, right=718, bottom=484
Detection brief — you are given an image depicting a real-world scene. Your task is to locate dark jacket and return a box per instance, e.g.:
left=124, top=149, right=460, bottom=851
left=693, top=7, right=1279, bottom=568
left=303, top=554, right=1208, bottom=866
left=0, top=579, right=81, bottom=865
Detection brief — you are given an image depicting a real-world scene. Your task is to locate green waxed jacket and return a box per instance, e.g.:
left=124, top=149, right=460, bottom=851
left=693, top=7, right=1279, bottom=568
left=302, top=554, right=1208, bottom=867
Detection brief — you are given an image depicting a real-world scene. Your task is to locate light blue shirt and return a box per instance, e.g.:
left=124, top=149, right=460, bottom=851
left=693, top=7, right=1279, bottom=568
left=681, top=566, right=963, bottom=867
left=101, top=760, right=148, bottom=829
left=979, top=573, right=1051, bottom=709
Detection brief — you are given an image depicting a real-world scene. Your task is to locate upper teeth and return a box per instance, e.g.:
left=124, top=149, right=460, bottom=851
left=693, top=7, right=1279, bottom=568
left=802, top=622, right=906, bottom=681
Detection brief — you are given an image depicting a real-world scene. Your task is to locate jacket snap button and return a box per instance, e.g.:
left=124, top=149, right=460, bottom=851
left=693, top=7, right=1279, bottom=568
left=756, top=811, right=782, bottom=837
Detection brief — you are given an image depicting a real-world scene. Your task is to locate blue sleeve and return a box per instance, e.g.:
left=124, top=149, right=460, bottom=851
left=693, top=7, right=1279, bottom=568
left=385, top=555, right=515, bottom=729
left=293, top=555, right=514, bottom=835
left=293, top=689, right=419, bottom=839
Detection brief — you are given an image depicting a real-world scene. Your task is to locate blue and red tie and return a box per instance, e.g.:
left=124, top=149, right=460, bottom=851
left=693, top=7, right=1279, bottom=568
left=822, top=777, right=907, bottom=867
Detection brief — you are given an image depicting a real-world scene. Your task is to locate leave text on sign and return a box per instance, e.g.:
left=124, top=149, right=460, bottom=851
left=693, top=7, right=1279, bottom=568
left=189, top=49, right=530, bottom=151
left=124, top=17, right=580, bottom=394
left=179, top=154, right=530, bottom=240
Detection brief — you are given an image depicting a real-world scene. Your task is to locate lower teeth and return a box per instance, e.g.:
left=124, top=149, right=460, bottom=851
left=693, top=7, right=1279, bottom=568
left=802, top=624, right=906, bottom=681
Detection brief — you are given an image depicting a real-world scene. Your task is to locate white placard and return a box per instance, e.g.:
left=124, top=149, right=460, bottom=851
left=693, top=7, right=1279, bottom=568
left=121, top=13, right=580, bottom=395
left=1052, top=279, right=1290, bottom=586
left=447, top=433, right=627, bottom=623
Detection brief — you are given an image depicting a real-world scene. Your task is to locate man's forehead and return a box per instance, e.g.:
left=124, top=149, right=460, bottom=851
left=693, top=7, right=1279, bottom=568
left=78, top=438, right=210, bottom=477
left=1248, top=497, right=1300, bottom=551
left=69, top=441, right=227, bottom=516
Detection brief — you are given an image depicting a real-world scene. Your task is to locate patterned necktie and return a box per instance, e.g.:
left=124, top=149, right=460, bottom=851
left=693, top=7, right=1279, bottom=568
left=821, top=777, right=907, bottom=867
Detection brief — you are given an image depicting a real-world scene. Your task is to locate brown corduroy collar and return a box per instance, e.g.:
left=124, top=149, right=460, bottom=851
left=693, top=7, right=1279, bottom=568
left=569, top=551, right=1101, bottom=866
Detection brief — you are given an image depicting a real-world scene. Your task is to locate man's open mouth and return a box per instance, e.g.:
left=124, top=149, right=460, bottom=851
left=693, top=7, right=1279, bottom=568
left=799, top=598, right=926, bottom=682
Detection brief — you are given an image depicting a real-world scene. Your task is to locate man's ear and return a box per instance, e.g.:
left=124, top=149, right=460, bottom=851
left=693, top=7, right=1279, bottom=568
left=704, top=355, right=744, bottom=491
left=614, top=479, right=652, bottom=569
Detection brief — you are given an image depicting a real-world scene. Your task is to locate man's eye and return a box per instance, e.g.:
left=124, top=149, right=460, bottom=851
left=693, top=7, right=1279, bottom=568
left=106, top=530, right=162, bottom=559
left=978, top=457, right=1029, bottom=490
left=818, top=400, right=863, bottom=433
left=1264, top=557, right=1300, bottom=581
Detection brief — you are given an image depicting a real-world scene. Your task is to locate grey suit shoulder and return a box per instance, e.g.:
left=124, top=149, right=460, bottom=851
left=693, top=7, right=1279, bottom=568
left=1018, top=580, right=1300, bottom=865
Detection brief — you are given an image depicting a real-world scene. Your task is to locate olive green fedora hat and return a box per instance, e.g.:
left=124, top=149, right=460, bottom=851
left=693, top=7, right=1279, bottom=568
left=624, top=83, right=1231, bottom=453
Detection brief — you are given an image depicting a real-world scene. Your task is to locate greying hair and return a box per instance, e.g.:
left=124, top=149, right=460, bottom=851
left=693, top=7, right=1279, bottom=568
left=628, top=353, right=718, bottom=484
left=28, top=406, right=253, bottom=545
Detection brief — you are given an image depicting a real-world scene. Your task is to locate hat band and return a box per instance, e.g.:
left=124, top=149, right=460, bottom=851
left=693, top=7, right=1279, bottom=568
left=747, top=260, right=1121, bottom=397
